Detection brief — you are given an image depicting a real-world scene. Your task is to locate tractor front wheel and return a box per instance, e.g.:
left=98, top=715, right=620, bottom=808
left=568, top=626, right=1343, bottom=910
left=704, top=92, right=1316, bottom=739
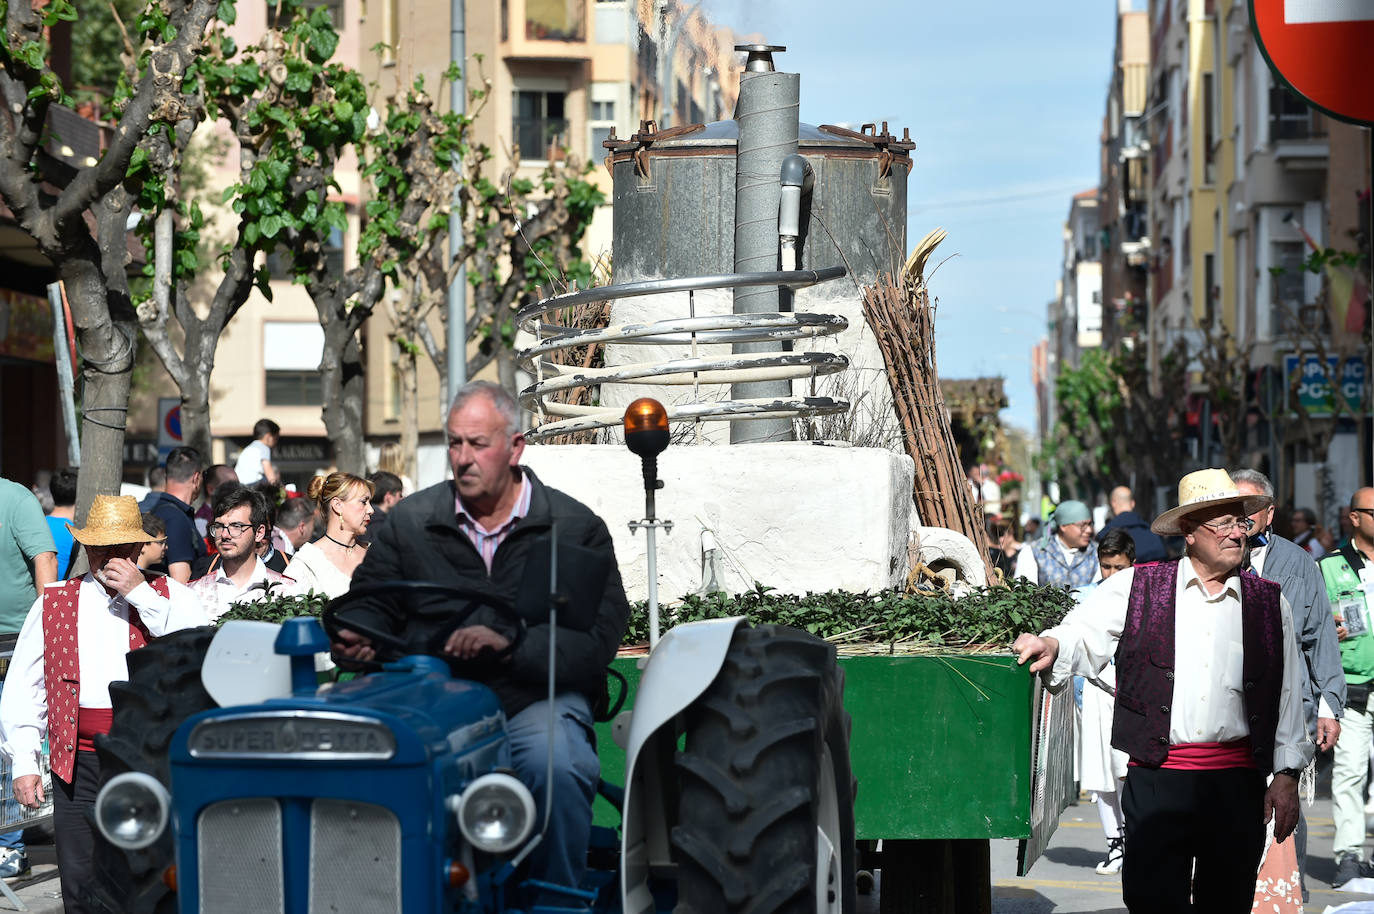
left=87, top=626, right=219, bottom=914
left=672, top=624, right=856, bottom=914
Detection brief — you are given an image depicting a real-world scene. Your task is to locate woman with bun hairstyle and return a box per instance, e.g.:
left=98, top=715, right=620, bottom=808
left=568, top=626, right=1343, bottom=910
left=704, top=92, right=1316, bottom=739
left=284, top=472, right=374, bottom=598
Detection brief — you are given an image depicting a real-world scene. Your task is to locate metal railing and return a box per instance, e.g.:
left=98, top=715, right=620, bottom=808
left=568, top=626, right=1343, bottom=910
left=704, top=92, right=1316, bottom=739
left=516, top=267, right=852, bottom=440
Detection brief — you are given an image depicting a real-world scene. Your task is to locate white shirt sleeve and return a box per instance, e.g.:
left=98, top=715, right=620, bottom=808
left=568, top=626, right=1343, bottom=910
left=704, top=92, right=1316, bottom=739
left=1274, top=593, right=1317, bottom=772
left=126, top=577, right=210, bottom=635
left=1040, top=567, right=1136, bottom=690
left=1015, top=546, right=1039, bottom=584
left=0, top=594, right=49, bottom=779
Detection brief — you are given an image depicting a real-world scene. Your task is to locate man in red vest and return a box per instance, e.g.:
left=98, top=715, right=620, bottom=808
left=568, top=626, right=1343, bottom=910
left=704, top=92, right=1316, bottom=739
left=0, top=495, right=206, bottom=914
left=1015, top=469, right=1312, bottom=913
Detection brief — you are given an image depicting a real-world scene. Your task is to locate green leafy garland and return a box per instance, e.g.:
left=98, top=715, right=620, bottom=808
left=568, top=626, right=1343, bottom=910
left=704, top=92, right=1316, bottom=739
left=218, top=579, right=1073, bottom=653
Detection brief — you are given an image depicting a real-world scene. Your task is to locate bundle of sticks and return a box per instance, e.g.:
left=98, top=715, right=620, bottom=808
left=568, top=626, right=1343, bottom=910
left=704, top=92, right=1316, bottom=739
left=862, top=229, right=996, bottom=582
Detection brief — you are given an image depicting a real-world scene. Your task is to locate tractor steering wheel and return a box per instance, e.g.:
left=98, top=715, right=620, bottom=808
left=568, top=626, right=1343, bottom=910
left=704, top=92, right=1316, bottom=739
left=322, top=581, right=528, bottom=668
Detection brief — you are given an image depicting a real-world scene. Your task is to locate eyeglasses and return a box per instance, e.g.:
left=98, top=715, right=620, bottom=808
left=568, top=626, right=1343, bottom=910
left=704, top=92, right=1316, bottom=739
left=1061, top=520, right=1094, bottom=530
left=1197, top=517, right=1255, bottom=537
left=1354, top=508, right=1374, bottom=518
left=207, top=521, right=254, bottom=537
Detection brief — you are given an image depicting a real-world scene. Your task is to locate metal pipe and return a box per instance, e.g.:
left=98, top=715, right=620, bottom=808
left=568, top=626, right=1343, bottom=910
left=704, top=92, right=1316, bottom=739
left=730, top=49, right=799, bottom=443
left=778, top=153, right=812, bottom=272
left=447, top=0, right=468, bottom=404
left=47, top=283, right=80, bottom=466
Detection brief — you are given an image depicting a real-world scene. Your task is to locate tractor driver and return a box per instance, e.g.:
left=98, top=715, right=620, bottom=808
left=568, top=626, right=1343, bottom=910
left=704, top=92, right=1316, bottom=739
left=332, top=380, right=631, bottom=897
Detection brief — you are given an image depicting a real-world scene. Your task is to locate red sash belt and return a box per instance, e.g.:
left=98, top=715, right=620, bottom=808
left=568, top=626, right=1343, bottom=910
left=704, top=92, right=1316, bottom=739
left=76, top=708, right=114, bottom=753
left=1129, top=738, right=1256, bottom=771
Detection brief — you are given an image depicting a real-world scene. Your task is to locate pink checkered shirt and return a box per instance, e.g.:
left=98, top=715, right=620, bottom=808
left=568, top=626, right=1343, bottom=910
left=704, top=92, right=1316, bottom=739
left=455, top=474, right=533, bottom=573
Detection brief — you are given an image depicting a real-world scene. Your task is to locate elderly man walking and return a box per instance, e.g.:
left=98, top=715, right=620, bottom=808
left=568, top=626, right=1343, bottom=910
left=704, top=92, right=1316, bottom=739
left=0, top=496, right=206, bottom=914
left=1014, top=499, right=1100, bottom=589
left=1015, top=469, right=1312, bottom=912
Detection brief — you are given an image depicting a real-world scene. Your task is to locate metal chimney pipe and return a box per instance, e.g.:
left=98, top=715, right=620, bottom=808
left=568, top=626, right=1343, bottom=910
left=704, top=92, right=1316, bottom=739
left=730, top=44, right=797, bottom=443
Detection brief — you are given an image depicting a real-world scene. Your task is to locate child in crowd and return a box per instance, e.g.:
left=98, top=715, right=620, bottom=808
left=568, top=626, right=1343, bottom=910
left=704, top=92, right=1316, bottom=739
left=137, top=512, right=168, bottom=572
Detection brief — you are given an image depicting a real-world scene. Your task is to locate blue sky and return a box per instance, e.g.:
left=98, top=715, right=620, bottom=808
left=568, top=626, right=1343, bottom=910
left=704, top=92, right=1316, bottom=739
left=697, top=0, right=1125, bottom=433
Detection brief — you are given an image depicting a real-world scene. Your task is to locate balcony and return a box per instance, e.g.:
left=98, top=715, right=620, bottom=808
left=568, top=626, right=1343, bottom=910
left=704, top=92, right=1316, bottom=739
left=1270, top=87, right=1328, bottom=167
left=525, top=0, right=585, bottom=41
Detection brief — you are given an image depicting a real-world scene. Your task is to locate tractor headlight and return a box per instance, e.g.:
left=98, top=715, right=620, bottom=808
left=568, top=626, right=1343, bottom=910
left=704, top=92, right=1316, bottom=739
left=95, top=772, right=170, bottom=850
left=455, top=773, right=535, bottom=854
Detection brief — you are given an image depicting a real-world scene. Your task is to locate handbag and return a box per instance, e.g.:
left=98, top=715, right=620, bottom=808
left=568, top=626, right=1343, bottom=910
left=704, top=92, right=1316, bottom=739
left=1348, top=680, right=1370, bottom=714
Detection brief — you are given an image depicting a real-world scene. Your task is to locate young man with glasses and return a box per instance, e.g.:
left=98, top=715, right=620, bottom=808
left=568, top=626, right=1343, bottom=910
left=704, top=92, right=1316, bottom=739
left=189, top=484, right=293, bottom=620
left=1319, top=486, right=1374, bottom=885
left=1015, top=469, right=1310, bottom=912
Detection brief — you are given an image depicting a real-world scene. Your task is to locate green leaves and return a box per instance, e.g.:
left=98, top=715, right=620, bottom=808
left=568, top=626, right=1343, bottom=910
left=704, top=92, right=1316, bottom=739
left=622, top=579, right=1075, bottom=649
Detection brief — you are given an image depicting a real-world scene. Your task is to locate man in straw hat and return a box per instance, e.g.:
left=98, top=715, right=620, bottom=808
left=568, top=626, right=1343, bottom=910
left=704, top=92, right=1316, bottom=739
left=0, top=495, right=207, bottom=914
left=1015, top=468, right=1313, bottom=912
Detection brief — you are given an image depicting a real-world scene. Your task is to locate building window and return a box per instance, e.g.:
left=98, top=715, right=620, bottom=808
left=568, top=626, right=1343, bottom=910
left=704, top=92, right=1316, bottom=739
left=514, top=89, right=567, bottom=161
left=589, top=98, right=615, bottom=155
left=266, top=226, right=345, bottom=280
left=525, top=0, right=584, bottom=41
left=268, top=0, right=343, bottom=29
left=1271, top=240, right=1305, bottom=332
left=263, top=322, right=325, bottom=407
left=1202, top=72, right=1216, bottom=184
left=265, top=371, right=323, bottom=406
left=1203, top=252, right=1216, bottom=325
left=1269, top=83, right=1321, bottom=141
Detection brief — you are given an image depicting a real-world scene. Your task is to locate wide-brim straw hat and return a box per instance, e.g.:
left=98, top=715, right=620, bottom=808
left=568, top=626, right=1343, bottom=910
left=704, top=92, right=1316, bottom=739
left=1151, top=468, right=1273, bottom=536
left=68, top=495, right=156, bottom=546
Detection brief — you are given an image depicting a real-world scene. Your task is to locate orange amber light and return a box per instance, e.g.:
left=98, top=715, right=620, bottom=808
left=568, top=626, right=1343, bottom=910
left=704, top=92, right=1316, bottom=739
left=448, top=861, right=471, bottom=888
left=162, top=865, right=177, bottom=892
left=623, top=398, right=668, bottom=434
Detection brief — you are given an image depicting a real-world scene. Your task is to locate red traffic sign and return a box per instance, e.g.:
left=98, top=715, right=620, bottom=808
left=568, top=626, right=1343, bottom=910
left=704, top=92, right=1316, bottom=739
left=1251, top=0, right=1374, bottom=126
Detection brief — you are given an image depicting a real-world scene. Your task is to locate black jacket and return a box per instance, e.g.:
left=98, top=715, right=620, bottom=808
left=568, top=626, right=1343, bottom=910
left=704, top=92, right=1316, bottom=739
left=1097, top=510, right=1168, bottom=563
left=344, top=470, right=631, bottom=718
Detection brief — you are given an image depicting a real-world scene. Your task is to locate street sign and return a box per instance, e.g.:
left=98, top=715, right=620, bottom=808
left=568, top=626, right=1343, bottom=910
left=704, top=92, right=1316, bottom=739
left=1282, top=354, right=1366, bottom=417
left=1251, top=0, right=1374, bottom=125
left=156, top=397, right=182, bottom=463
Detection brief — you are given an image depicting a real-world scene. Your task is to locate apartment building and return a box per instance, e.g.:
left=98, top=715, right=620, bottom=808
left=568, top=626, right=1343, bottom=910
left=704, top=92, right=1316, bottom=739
left=1130, top=0, right=1372, bottom=511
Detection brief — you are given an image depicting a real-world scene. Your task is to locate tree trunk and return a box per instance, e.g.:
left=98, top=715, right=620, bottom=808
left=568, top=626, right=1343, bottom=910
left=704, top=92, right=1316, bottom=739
left=61, top=261, right=135, bottom=523
left=399, top=341, right=419, bottom=483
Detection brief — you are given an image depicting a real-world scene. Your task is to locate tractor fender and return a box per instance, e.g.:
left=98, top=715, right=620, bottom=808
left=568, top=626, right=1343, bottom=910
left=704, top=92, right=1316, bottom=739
left=619, top=616, right=747, bottom=914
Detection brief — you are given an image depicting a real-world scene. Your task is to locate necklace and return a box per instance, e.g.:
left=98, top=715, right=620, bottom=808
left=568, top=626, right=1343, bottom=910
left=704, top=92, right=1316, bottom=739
left=323, top=532, right=358, bottom=553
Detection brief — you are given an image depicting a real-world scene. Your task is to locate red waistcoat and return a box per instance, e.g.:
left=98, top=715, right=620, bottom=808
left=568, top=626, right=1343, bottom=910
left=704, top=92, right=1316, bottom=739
left=41, top=576, right=162, bottom=782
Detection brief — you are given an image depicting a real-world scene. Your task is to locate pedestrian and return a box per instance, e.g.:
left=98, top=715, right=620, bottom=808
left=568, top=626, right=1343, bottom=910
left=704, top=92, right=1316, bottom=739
left=139, top=446, right=207, bottom=583
left=1014, top=499, right=1099, bottom=589
left=234, top=419, right=281, bottom=486
left=283, top=472, right=373, bottom=598
left=1291, top=508, right=1329, bottom=559
left=1014, top=468, right=1311, bottom=913
left=989, top=518, right=1022, bottom=581
left=1081, top=528, right=1134, bottom=877
left=362, top=471, right=403, bottom=544
left=1096, top=485, right=1168, bottom=563
left=192, top=464, right=238, bottom=540
left=136, top=513, right=167, bottom=572
left=375, top=442, right=414, bottom=496
left=331, top=380, right=631, bottom=899
left=45, top=467, right=78, bottom=579
left=274, top=494, right=316, bottom=559
left=190, top=485, right=293, bottom=620
left=0, top=495, right=206, bottom=913
left=145, top=465, right=166, bottom=493
left=247, top=480, right=290, bottom=573
left=1231, top=467, right=1345, bottom=899
left=1318, top=486, right=1374, bottom=885
left=0, top=477, right=57, bottom=881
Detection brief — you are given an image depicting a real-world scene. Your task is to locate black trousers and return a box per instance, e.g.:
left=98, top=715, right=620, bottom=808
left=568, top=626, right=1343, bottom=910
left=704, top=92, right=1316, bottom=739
left=52, top=750, right=100, bottom=914
left=1121, top=766, right=1267, bottom=913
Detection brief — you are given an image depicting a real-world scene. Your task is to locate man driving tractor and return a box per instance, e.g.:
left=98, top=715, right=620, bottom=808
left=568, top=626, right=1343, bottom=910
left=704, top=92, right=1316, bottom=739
left=331, top=380, right=631, bottom=897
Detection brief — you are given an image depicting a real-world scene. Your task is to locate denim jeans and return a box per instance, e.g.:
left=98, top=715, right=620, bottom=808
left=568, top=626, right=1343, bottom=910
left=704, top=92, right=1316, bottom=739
left=0, top=678, right=25, bottom=853
left=504, top=693, right=600, bottom=893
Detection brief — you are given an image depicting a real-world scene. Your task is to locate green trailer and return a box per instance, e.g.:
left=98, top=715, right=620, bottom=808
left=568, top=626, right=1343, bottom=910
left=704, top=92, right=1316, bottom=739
left=595, top=651, right=1075, bottom=913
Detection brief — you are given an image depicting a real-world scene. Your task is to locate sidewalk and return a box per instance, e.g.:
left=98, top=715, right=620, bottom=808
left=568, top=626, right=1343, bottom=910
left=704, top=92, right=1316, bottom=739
left=0, top=845, right=61, bottom=914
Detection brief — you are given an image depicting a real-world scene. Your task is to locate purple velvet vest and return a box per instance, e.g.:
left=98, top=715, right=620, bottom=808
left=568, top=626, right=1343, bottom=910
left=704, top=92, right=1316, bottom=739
left=1111, top=560, right=1284, bottom=770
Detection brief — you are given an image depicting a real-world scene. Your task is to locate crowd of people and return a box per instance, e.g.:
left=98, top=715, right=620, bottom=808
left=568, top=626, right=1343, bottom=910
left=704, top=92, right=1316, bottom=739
left=0, top=381, right=628, bottom=913
left=1013, top=466, right=1374, bottom=912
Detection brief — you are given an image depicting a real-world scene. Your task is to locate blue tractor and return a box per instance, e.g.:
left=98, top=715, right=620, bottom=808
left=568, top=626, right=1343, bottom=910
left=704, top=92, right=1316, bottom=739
left=87, top=565, right=855, bottom=914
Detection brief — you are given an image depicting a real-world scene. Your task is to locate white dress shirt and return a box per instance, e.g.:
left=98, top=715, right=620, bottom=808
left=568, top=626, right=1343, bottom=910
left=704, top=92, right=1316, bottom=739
left=1041, top=558, right=1312, bottom=773
left=0, top=575, right=208, bottom=778
left=1014, top=535, right=1102, bottom=587
left=189, top=556, right=289, bottom=622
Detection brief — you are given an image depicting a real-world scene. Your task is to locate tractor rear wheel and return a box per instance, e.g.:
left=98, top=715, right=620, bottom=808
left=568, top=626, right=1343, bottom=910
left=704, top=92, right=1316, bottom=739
left=87, top=626, right=219, bottom=914
left=672, top=624, right=856, bottom=914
